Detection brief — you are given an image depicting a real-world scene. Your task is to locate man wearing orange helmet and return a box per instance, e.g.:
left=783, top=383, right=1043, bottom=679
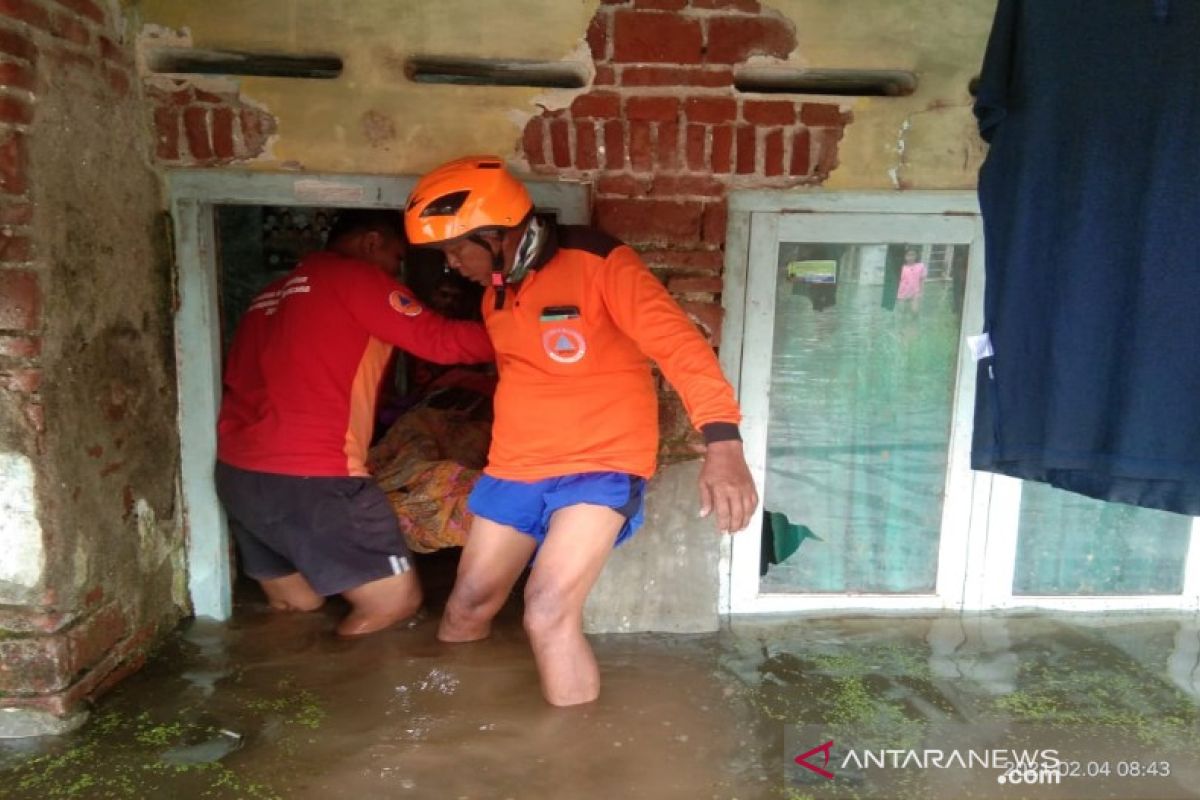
left=405, top=157, right=758, bottom=706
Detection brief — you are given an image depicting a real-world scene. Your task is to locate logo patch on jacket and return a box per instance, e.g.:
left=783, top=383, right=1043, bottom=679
left=388, top=290, right=424, bottom=317
left=542, top=327, right=587, bottom=364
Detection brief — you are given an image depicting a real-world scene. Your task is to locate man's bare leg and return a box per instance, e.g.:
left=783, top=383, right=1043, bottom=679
left=439, top=517, right=537, bottom=643
left=259, top=572, right=325, bottom=612
left=523, top=504, right=623, bottom=707
left=337, top=570, right=423, bottom=637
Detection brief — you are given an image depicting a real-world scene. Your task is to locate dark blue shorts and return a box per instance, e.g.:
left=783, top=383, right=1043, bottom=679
left=467, top=472, right=646, bottom=547
left=215, top=462, right=412, bottom=597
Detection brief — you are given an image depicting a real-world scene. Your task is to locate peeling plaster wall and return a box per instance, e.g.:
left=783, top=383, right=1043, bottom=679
left=129, top=0, right=993, bottom=188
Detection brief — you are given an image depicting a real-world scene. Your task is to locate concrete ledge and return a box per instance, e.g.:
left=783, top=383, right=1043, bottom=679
left=584, top=460, right=719, bottom=634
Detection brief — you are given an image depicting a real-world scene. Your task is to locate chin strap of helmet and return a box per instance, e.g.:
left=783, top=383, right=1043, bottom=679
left=468, top=233, right=509, bottom=310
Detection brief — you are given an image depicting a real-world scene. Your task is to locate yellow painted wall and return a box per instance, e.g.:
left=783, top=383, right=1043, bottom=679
left=128, top=0, right=994, bottom=188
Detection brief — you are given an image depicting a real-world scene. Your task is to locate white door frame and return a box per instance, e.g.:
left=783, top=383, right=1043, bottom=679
left=719, top=190, right=1200, bottom=615
left=167, top=170, right=589, bottom=620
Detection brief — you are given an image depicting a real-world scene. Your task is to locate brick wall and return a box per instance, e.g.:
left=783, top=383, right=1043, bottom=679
left=148, top=79, right=276, bottom=166
left=520, top=0, right=850, bottom=454
left=0, top=0, right=181, bottom=735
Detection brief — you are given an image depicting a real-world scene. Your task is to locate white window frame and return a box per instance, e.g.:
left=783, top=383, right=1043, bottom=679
left=167, top=170, right=589, bottom=620
left=719, top=190, right=1200, bottom=615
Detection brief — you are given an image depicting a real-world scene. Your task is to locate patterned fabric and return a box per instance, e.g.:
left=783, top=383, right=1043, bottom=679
left=367, top=406, right=490, bottom=553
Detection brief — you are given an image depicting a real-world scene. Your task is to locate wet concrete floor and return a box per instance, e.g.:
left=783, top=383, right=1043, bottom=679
left=3, top=557, right=1200, bottom=799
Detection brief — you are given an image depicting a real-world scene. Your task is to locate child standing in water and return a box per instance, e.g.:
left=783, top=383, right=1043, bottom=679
left=896, top=248, right=928, bottom=313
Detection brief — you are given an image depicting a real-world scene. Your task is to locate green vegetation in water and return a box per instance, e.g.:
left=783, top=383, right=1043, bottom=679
left=1, top=676, right=327, bottom=800
left=992, top=654, right=1200, bottom=748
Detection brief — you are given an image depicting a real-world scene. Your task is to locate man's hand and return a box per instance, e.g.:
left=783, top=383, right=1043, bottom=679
left=698, top=440, right=759, bottom=534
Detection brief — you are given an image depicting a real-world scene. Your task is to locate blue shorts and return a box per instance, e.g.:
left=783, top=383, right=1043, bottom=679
left=467, top=472, right=647, bottom=548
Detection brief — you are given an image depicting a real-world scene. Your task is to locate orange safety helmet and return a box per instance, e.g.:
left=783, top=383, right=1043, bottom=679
left=405, top=155, right=533, bottom=246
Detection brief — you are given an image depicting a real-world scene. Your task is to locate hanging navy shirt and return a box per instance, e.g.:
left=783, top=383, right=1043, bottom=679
left=972, top=0, right=1200, bottom=514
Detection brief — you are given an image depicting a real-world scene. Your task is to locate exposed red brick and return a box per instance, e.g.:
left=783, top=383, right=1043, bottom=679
left=1, top=367, right=41, bottom=393
left=595, top=198, right=703, bottom=246
left=211, top=106, right=234, bottom=159
left=679, top=300, right=724, bottom=345
left=0, top=27, right=37, bottom=62
left=603, top=120, right=625, bottom=169
left=701, top=200, right=727, bottom=244
left=153, top=107, right=179, bottom=161
left=522, top=118, right=545, bottom=167
left=789, top=127, right=811, bottom=175
left=742, top=99, right=795, bottom=126
left=612, top=10, right=703, bottom=64
left=0, top=268, right=39, bottom=329
left=763, top=127, right=783, bottom=176
left=98, top=35, right=126, bottom=64
left=668, top=275, right=725, bottom=293
left=23, top=398, right=41, bottom=430
left=635, top=0, right=686, bottom=9
left=711, top=124, right=732, bottom=174
left=0, top=636, right=65, bottom=693
left=704, top=15, right=794, bottom=65
left=800, top=102, right=848, bottom=127
left=238, top=107, right=274, bottom=155
left=571, top=91, right=621, bottom=119
left=813, top=126, right=842, bottom=178
left=575, top=120, right=598, bottom=170
left=183, top=107, right=212, bottom=160
left=0, top=96, right=32, bottom=125
left=193, top=88, right=229, bottom=104
left=593, top=65, right=616, bottom=85
left=655, top=120, right=678, bottom=170
left=640, top=247, right=725, bottom=273
left=66, top=604, right=128, bottom=678
left=684, top=96, right=736, bottom=124
left=651, top=173, right=724, bottom=197
left=0, top=233, right=30, bottom=261
left=625, top=95, right=679, bottom=122
left=629, top=120, right=653, bottom=173
left=691, top=0, right=760, bottom=10
left=0, top=131, right=27, bottom=194
left=595, top=173, right=648, bottom=196
left=735, top=124, right=755, bottom=174
left=165, top=86, right=193, bottom=106
left=51, top=0, right=105, bottom=25
left=0, top=0, right=50, bottom=31
left=549, top=116, right=571, bottom=168
left=0, top=60, right=34, bottom=91
left=620, top=65, right=733, bottom=87
left=0, top=607, right=73, bottom=634
left=586, top=11, right=609, bottom=61
left=685, top=123, right=707, bottom=171
left=104, top=64, right=128, bottom=97
left=0, top=201, right=31, bottom=225
left=50, top=12, right=89, bottom=46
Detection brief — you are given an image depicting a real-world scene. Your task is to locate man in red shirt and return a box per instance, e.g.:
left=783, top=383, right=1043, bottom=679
left=405, top=157, right=758, bottom=705
left=216, top=210, right=494, bottom=636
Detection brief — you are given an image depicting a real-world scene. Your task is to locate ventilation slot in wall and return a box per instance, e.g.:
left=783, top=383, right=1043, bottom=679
left=407, top=57, right=588, bottom=89
left=735, top=68, right=917, bottom=97
left=147, top=48, right=343, bottom=80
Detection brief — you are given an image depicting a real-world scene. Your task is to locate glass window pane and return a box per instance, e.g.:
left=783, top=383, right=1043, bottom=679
left=760, top=242, right=967, bottom=593
left=1014, top=483, right=1192, bottom=595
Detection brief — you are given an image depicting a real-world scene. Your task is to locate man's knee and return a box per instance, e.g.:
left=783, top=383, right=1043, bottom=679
left=447, top=576, right=507, bottom=618
left=522, top=583, right=575, bottom=639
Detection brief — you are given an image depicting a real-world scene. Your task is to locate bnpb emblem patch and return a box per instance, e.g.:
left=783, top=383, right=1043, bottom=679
left=542, top=327, right=587, bottom=364
left=388, top=290, right=424, bottom=317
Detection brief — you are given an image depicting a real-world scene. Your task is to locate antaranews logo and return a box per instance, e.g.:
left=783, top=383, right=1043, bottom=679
left=795, top=740, right=836, bottom=780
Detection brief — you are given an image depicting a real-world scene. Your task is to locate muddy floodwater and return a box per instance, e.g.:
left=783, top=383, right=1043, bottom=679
left=4, top=566, right=1200, bottom=799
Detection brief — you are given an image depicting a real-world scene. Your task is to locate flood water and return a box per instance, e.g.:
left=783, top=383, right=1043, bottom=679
left=4, top=562, right=1200, bottom=799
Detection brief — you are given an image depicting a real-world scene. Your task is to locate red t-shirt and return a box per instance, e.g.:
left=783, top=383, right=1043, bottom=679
left=217, top=251, right=494, bottom=477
